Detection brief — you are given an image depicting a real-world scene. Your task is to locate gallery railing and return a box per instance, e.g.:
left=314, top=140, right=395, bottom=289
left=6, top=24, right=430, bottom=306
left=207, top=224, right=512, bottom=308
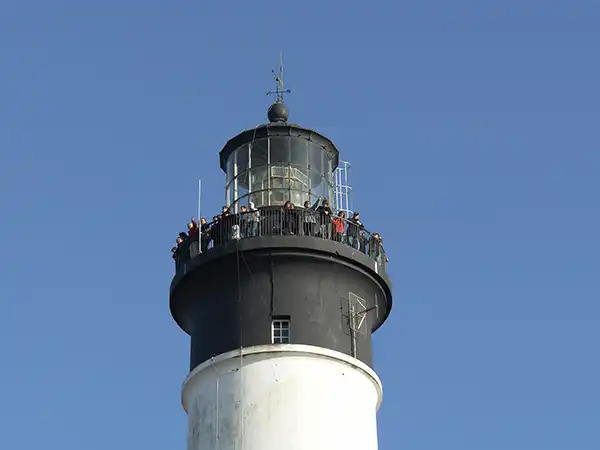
left=173, top=206, right=388, bottom=271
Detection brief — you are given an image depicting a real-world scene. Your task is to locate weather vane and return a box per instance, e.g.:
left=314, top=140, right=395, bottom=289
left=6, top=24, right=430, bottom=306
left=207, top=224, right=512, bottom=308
left=266, top=52, right=291, bottom=103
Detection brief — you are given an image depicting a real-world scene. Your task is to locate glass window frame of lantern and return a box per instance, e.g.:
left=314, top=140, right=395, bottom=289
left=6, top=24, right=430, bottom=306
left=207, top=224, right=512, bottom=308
left=224, top=136, right=335, bottom=211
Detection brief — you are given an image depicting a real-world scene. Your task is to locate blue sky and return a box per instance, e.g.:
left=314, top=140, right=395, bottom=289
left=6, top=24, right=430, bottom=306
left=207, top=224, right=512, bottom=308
left=1, top=1, right=599, bottom=449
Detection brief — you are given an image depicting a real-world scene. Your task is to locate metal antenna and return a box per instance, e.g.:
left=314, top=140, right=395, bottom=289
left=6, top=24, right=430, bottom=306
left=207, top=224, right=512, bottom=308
left=266, top=52, right=291, bottom=103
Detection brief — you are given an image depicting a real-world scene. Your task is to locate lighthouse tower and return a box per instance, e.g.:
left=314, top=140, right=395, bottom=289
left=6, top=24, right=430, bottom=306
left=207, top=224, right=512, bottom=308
left=170, top=86, right=393, bottom=449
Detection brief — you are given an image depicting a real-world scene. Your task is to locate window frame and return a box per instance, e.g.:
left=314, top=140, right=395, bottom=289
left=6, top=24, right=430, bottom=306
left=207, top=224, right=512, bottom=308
left=271, top=317, right=291, bottom=344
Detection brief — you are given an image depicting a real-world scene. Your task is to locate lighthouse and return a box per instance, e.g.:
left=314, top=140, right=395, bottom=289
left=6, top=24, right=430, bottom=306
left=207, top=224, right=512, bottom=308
left=170, top=75, right=393, bottom=450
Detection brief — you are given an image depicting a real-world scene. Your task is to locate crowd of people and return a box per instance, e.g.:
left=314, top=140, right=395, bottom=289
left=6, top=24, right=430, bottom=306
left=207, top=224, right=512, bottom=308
left=171, top=198, right=388, bottom=266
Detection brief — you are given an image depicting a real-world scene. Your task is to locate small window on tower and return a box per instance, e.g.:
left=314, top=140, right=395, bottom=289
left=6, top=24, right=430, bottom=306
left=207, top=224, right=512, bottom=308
left=271, top=317, right=290, bottom=344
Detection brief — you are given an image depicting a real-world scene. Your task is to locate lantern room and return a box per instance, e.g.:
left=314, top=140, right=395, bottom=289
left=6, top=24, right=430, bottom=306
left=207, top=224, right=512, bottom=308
left=219, top=102, right=339, bottom=212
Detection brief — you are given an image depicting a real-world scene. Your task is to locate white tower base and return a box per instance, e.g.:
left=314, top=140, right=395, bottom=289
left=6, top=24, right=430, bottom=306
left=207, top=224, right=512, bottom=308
left=182, top=344, right=383, bottom=450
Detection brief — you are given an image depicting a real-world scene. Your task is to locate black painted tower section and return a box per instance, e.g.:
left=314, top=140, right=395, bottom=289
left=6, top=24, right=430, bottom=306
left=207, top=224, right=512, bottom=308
left=170, top=104, right=393, bottom=372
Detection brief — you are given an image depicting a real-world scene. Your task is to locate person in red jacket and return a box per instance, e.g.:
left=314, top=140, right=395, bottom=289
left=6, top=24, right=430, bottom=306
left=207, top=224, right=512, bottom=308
left=187, top=217, right=198, bottom=238
left=332, top=211, right=346, bottom=242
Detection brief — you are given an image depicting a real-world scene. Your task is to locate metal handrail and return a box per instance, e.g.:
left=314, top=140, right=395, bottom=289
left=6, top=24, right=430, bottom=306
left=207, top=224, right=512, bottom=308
left=173, top=206, right=387, bottom=271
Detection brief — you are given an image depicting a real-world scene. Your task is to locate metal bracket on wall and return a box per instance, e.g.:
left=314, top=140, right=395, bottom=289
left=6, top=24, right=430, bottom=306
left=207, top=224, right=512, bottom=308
left=341, top=292, right=374, bottom=358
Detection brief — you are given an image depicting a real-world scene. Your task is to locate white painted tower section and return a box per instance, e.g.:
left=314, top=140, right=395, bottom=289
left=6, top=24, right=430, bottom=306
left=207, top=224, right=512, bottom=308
left=182, top=344, right=383, bottom=450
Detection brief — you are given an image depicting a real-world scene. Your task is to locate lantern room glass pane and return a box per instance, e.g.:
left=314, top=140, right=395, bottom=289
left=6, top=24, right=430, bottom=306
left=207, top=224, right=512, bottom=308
left=235, top=143, right=250, bottom=173
left=226, top=152, right=234, bottom=184
left=250, top=138, right=269, bottom=169
left=269, top=136, right=292, bottom=165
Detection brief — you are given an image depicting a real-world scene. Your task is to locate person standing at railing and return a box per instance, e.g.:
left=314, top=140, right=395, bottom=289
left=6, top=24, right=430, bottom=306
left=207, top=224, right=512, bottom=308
left=317, top=199, right=333, bottom=239
left=370, top=232, right=389, bottom=265
left=187, top=217, right=198, bottom=238
left=171, top=232, right=188, bottom=267
left=346, top=212, right=364, bottom=250
left=332, top=211, right=346, bottom=242
left=302, top=200, right=317, bottom=236
left=282, top=201, right=300, bottom=235
left=199, top=217, right=210, bottom=253
left=211, top=214, right=223, bottom=247
left=380, top=234, right=389, bottom=264
left=239, top=205, right=250, bottom=237
left=247, top=201, right=260, bottom=237
left=187, top=217, right=200, bottom=257
left=176, top=232, right=187, bottom=246
left=221, top=207, right=234, bottom=242
left=228, top=207, right=241, bottom=240
left=239, top=205, right=259, bottom=238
